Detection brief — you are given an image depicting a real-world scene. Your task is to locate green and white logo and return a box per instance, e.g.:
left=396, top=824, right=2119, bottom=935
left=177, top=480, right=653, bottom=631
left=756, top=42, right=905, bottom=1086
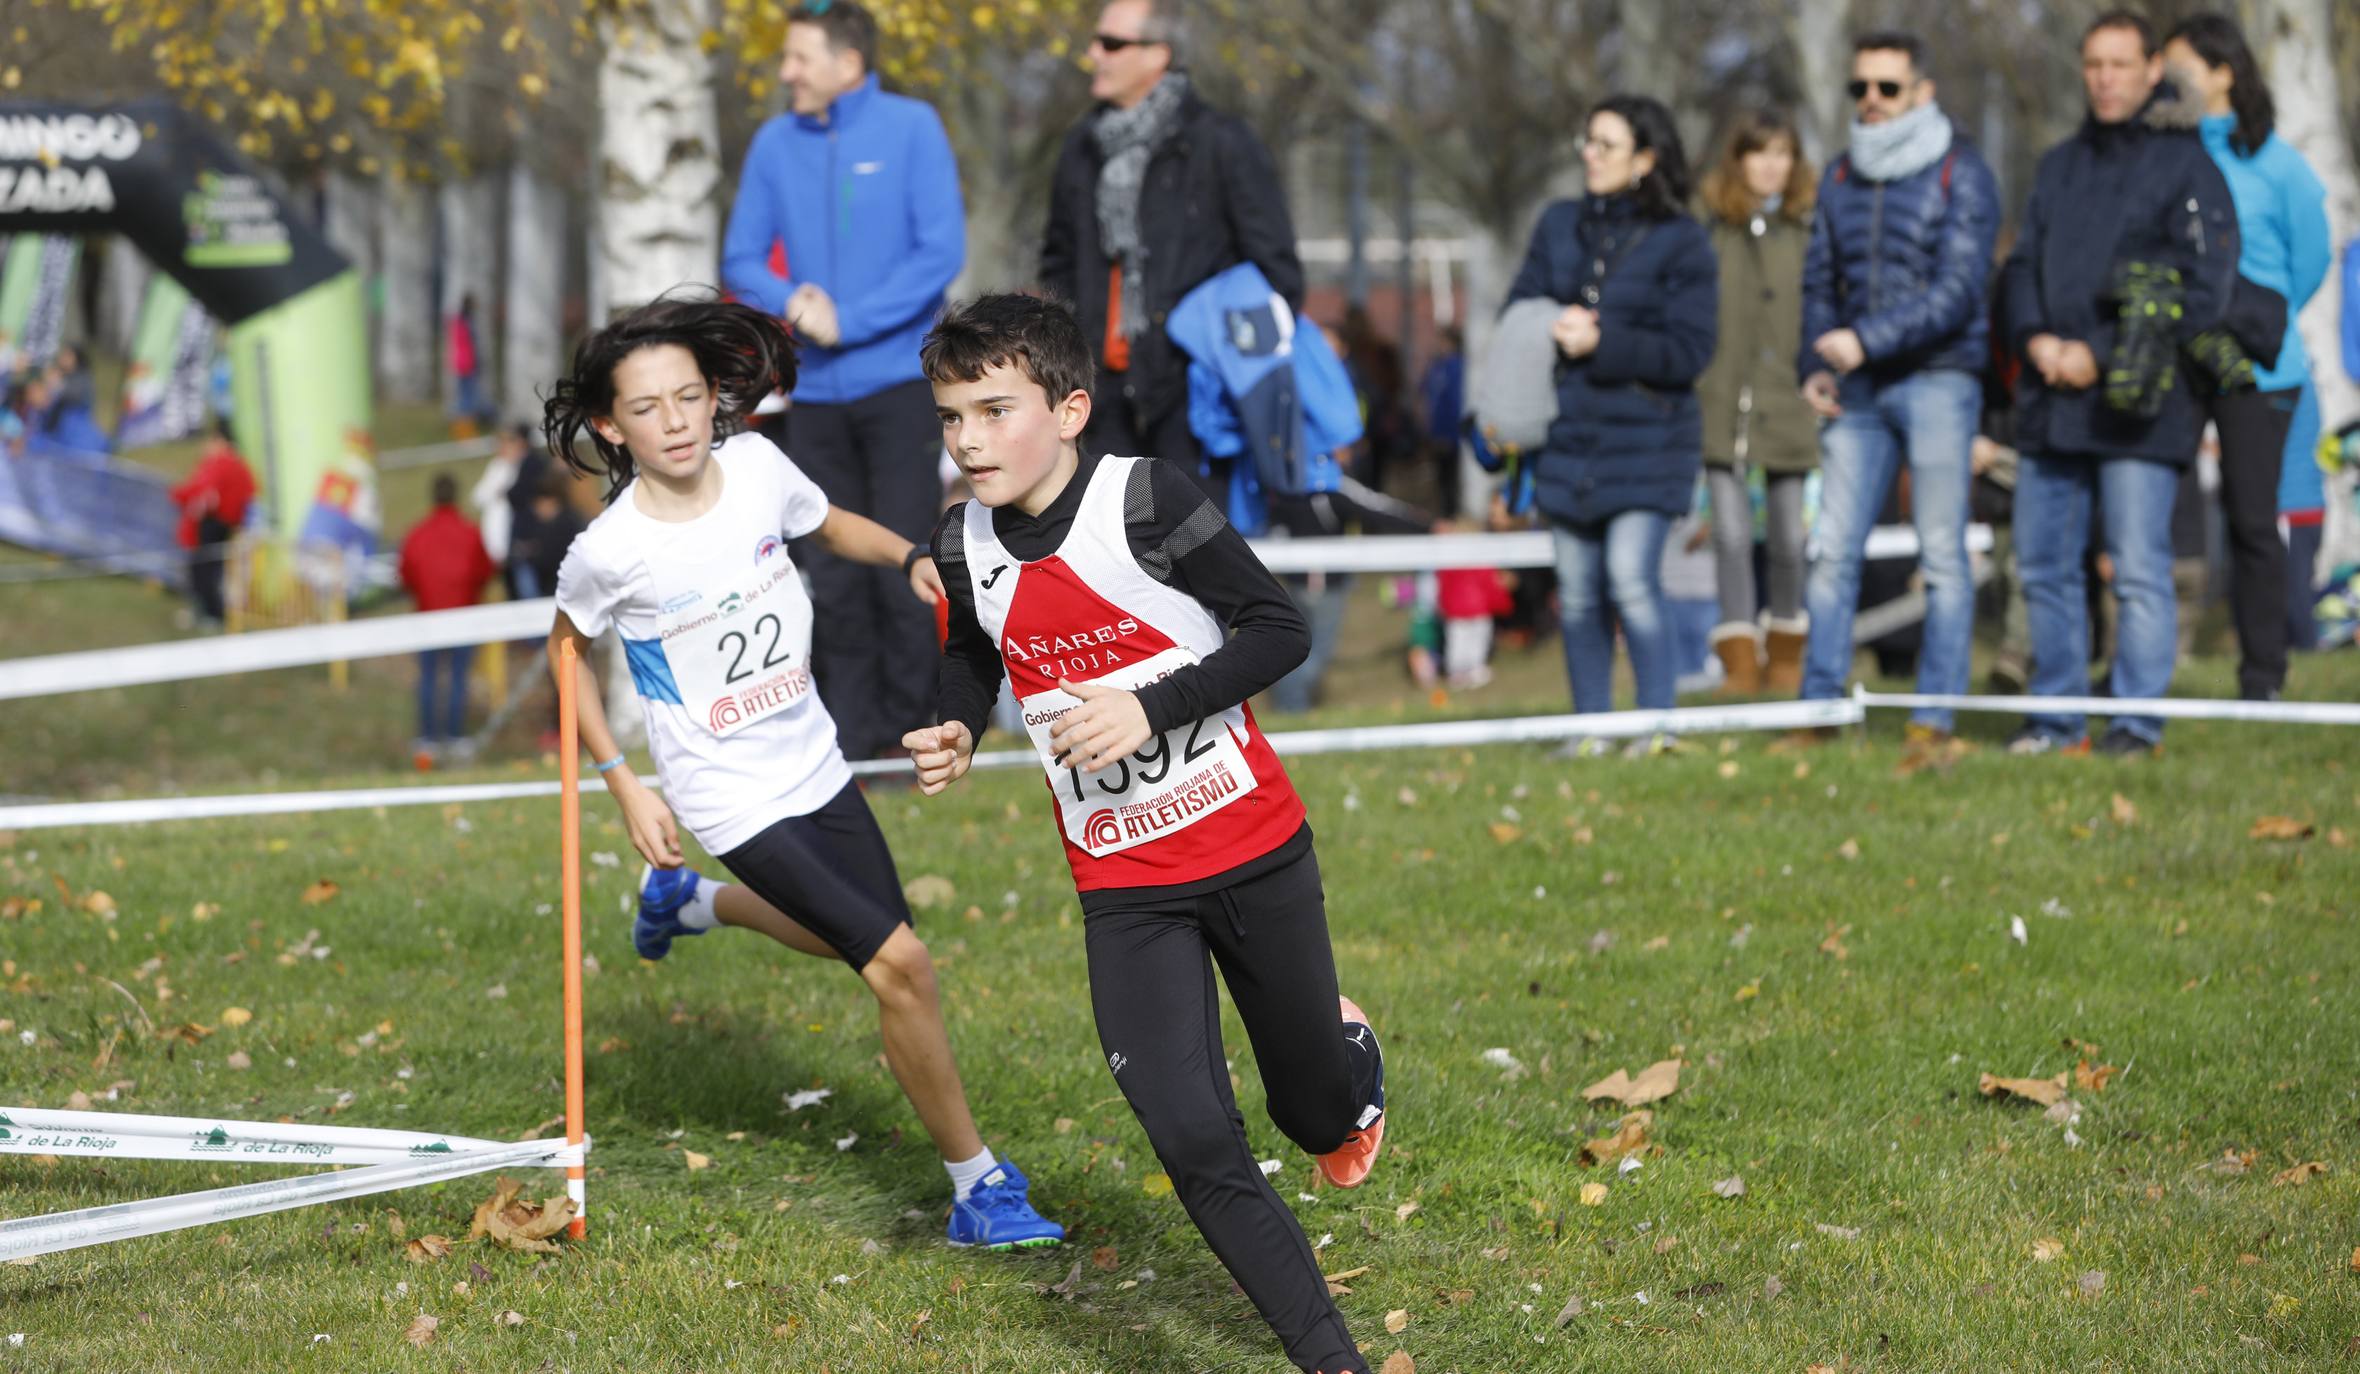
left=408, top=1141, right=454, bottom=1157
left=191, top=1126, right=235, bottom=1153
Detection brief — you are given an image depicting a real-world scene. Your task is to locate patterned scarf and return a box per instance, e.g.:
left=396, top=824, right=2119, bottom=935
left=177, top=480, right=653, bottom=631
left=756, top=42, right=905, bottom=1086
left=1092, top=71, right=1191, bottom=341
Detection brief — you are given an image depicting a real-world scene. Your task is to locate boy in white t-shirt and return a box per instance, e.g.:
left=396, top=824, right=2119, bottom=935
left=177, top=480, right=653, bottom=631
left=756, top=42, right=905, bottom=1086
left=543, top=294, right=1059, bottom=1249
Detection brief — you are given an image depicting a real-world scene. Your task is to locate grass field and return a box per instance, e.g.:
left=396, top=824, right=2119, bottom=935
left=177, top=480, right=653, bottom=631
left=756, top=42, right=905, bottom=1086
left=3, top=653, right=2357, bottom=1371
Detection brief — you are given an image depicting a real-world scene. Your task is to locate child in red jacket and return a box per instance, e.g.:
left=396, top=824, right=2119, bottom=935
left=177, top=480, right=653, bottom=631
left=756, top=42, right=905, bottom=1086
left=398, top=473, right=496, bottom=765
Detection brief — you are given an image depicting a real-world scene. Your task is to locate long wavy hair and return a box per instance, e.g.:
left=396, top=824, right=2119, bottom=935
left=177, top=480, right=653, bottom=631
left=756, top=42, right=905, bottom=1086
left=542, top=290, right=798, bottom=502
left=1699, top=108, right=1817, bottom=227
left=2165, top=13, right=2273, bottom=156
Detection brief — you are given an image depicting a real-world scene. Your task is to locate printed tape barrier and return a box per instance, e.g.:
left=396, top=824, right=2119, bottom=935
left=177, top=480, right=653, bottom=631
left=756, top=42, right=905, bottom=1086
left=1854, top=688, right=2360, bottom=726
left=0, top=1134, right=578, bottom=1261
left=0, top=527, right=1979, bottom=702
left=0, top=1106, right=513, bottom=1166
left=0, top=700, right=1860, bottom=832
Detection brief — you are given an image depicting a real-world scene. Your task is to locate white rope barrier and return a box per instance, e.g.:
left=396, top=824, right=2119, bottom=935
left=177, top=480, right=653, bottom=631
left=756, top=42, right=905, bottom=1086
left=0, top=700, right=1860, bottom=832
left=0, top=1106, right=514, bottom=1167
left=0, top=1131, right=579, bottom=1262
left=1854, top=686, right=2360, bottom=726
left=0, top=527, right=1983, bottom=702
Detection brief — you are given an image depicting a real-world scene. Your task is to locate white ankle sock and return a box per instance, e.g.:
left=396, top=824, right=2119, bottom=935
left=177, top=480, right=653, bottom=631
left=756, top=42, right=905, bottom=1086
left=677, top=875, right=721, bottom=931
left=945, top=1146, right=998, bottom=1202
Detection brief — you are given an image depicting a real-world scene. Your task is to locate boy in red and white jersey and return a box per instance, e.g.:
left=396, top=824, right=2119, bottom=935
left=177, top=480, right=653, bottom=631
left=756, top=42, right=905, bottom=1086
left=904, top=294, right=1387, bottom=1374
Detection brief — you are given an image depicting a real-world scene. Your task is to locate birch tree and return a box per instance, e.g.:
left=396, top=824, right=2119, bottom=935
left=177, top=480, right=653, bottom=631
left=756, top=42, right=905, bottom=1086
left=595, top=0, right=723, bottom=316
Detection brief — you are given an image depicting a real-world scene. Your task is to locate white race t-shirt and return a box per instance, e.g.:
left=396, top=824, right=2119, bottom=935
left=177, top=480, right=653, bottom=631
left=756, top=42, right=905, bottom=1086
left=555, top=431, right=851, bottom=853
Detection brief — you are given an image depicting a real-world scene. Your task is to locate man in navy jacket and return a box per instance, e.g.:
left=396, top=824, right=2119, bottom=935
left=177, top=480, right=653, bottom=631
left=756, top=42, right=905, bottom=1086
left=1794, top=30, right=2000, bottom=754
left=722, top=1, right=964, bottom=760
left=1999, top=12, right=2239, bottom=757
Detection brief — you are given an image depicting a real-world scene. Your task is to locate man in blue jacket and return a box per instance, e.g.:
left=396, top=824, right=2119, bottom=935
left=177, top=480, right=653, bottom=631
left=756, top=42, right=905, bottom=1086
left=722, top=1, right=964, bottom=761
left=1794, top=30, right=2000, bottom=759
left=2000, top=13, right=2239, bottom=758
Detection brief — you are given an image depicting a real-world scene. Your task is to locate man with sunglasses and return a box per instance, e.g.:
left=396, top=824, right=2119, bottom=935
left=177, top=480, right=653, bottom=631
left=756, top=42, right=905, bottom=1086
left=1039, top=0, right=1303, bottom=504
left=1793, top=30, right=2000, bottom=764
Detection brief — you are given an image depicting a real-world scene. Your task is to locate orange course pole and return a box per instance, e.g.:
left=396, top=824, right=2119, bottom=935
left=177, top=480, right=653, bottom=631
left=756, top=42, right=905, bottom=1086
left=558, top=638, right=588, bottom=1238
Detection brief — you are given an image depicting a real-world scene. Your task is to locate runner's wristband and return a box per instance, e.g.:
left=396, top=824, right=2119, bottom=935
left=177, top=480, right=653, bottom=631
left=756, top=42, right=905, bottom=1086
left=901, top=544, right=933, bottom=577
left=592, top=754, right=627, bottom=774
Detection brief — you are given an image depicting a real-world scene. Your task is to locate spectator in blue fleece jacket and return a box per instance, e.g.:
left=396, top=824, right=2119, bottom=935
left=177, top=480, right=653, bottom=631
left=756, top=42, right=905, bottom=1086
left=721, top=1, right=965, bottom=760
left=2163, top=14, right=2332, bottom=702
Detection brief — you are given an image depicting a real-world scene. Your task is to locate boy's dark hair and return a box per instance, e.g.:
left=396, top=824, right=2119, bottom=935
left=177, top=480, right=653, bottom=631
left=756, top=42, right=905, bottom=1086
left=212, top=416, right=236, bottom=443
left=789, top=1, right=877, bottom=74
left=1588, top=94, right=1693, bottom=221
left=1852, top=29, right=1927, bottom=74
left=431, top=473, right=459, bottom=506
left=542, top=289, right=798, bottom=502
left=921, top=294, right=1094, bottom=412
left=2085, top=9, right=2157, bottom=57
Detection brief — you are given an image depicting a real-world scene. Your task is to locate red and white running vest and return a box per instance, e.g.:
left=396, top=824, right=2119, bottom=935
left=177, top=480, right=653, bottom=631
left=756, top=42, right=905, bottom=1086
left=961, top=456, right=1305, bottom=891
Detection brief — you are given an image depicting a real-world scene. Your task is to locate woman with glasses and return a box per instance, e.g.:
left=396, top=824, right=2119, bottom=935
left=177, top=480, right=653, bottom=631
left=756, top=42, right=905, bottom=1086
left=1504, top=94, right=1718, bottom=757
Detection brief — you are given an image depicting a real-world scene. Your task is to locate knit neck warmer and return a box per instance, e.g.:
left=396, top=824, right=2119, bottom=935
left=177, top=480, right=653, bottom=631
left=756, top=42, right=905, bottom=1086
left=1848, top=101, right=1952, bottom=182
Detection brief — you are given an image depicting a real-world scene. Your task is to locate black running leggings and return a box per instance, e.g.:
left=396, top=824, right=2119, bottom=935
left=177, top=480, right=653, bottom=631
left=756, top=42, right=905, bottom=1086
left=1084, top=847, right=1370, bottom=1374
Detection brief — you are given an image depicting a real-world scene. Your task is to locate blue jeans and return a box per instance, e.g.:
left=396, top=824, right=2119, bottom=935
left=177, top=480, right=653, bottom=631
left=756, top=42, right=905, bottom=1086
left=1270, top=572, right=1353, bottom=713
left=1800, top=369, right=1980, bottom=730
left=2015, top=452, right=2181, bottom=744
left=416, top=647, right=470, bottom=742
left=1552, top=511, right=1674, bottom=713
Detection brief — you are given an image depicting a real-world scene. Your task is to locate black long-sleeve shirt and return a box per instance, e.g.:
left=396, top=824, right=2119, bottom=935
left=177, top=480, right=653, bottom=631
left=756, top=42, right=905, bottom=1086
left=932, top=452, right=1309, bottom=744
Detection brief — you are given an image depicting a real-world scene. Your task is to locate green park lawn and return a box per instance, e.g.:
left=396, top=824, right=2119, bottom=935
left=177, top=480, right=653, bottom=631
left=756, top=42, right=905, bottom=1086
left=2, top=646, right=2356, bottom=1371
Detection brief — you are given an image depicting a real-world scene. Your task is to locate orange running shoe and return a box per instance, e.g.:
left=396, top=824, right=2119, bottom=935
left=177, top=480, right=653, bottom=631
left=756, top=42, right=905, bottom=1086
left=1316, top=995, right=1386, bottom=1189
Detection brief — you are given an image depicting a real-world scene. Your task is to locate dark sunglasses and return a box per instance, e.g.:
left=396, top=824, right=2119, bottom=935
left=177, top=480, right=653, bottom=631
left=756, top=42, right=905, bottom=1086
left=1848, top=78, right=1908, bottom=100
left=1091, top=32, right=1165, bottom=52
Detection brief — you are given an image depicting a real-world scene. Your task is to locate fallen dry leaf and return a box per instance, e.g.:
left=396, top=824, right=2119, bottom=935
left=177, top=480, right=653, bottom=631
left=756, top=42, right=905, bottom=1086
left=1553, top=1295, right=1584, bottom=1327
left=2269, top=1161, right=2327, bottom=1187
left=1819, top=922, right=1852, bottom=960
left=300, top=880, right=340, bottom=905
left=1380, top=1352, right=1415, bottom=1374
left=1091, top=1245, right=1120, bottom=1272
left=1579, top=1110, right=1654, bottom=1166
left=1653, top=1235, right=1679, bottom=1255
left=1578, top=1182, right=1609, bottom=1207
left=1385, top=1309, right=1410, bottom=1334
left=1979, top=1071, right=2070, bottom=1107
left=1054, top=1117, right=1076, bottom=1135
left=1323, top=1264, right=1370, bottom=1297
left=1487, top=822, right=1522, bottom=845
left=2031, top=1238, right=2064, bottom=1263
left=469, top=1176, right=577, bottom=1254
left=1582, top=1059, right=1682, bottom=1108
left=901, top=875, right=956, bottom=910
left=682, top=1150, right=711, bottom=1171
left=1712, top=1175, right=1747, bottom=1199
left=405, top=1235, right=454, bottom=1264
left=1836, top=837, right=1861, bottom=861
left=218, top=1007, right=252, bottom=1029
left=2078, top=1270, right=2107, bottom=1297
left=2110, top=793, right=2138, bottom=826
left=2073, top=1060, right=2120, bottom=1094
left=2248, top=816, right=2314, bottom=841
left=225, top=1050, right=252, bottom=1071
left=402, top=1314, right=439, bottom=1347
left=2349, top=1247, right=2359, bottom=1274
left=1394, top=1201, right=1420, bottom=1221
left=81, top=890, right=117, bottom=916
left=496, top=1310, right=524, bottom=1328
left=1815, top=1222, right=1861, bottom=1241
left=2201, top=1149, right=2257, bottom=1177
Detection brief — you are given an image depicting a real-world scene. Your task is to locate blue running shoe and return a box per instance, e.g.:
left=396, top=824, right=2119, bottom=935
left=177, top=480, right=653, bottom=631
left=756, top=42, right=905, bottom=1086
left=634, top=865, right=706, bottom=961
left=946, top=1159, right=1064, bottom=1250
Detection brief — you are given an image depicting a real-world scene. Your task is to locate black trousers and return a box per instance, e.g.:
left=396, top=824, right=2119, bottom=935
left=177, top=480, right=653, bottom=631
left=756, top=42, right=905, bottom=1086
left=1085, top=845, right=1371, bottom=1374
left=2202, top=387, right=2297, bottom=697
left=188, top=515, right=230, bottom=622
left=1085, top=369, right=1226, bottom=506
left=783, top=379, right=944, bottom=758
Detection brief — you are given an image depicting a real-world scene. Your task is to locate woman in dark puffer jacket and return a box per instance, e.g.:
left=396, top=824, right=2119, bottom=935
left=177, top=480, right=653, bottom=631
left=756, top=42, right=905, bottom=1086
left=1504, top=94, right=1719, bottom=756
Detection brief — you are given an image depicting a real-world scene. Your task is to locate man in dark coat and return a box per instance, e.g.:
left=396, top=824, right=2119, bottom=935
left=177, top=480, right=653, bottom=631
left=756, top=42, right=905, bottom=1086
left=1795, top=30, right=2002, bottom=750
left=2000, top=11, right=2239, bottom=758
left=1039, top=0, right=1302, bottom=502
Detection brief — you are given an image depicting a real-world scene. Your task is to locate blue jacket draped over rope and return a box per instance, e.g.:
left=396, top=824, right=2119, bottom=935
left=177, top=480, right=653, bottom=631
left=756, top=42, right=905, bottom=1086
left=1166, top=262, right=1363, bottom=535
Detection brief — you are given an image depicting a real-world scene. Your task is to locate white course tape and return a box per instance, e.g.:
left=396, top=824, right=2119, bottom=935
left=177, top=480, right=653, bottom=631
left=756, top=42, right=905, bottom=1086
left=1856, top=687, right=2360, bottom=726
left=0, top=701, right=1855, bottom=832
left=0, top=1136, right=574, bottom=1262
left=0, top=527, right=1981, bottom=702
left=0, top=1106, right=512, bottom=1167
